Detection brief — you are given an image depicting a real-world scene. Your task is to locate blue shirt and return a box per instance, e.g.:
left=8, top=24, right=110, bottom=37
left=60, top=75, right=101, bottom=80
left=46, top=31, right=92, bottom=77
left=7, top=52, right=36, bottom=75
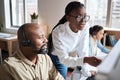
left=89, top=36, right=110, bottom=56
left=97, top=40, right=110, bottom=54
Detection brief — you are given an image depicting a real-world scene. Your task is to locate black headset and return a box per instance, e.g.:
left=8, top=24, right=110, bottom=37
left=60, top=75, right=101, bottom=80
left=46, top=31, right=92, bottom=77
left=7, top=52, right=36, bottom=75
left=21, top=26, right=31, bottom=46
left=21, top=25, right=47, bottom=54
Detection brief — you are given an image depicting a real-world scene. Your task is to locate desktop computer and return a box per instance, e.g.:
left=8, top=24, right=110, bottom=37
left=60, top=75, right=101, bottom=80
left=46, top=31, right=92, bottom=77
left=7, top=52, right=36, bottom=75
left=96, top=40, right=120, bottom=80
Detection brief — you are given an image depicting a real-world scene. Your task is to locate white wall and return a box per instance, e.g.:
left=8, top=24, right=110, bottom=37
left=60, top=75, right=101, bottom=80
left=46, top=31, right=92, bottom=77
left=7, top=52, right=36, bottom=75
left=0, top=0, right=79, bottom=33
left=38, top=0, right=77, bottom=33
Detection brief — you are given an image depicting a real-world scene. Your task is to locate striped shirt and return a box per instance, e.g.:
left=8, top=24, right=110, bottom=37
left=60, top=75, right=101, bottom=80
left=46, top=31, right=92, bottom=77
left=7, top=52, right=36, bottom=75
left=0, top=49, right=64, bottom=80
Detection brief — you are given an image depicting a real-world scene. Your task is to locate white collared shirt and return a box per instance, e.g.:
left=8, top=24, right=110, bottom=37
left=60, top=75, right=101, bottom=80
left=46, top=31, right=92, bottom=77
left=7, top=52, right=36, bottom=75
left=52, top=22, right=90, bottom=67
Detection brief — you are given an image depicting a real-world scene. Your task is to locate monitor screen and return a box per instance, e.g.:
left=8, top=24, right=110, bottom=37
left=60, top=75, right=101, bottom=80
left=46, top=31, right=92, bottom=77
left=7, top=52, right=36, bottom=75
left=96, top=39, right=120, bottom=80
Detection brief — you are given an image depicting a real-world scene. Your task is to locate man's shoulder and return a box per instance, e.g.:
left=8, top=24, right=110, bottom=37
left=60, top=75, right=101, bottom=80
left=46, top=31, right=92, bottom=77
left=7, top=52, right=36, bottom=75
left=2, top=55, right=21, bottom=68
left=0, top=56, right=21, bottom=74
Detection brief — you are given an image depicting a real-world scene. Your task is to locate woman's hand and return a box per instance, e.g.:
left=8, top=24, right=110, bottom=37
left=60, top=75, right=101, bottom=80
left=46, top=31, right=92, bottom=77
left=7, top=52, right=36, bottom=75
left=90, top=71, right=96, bottom=76
left=84, top=56, right=102, bottom=67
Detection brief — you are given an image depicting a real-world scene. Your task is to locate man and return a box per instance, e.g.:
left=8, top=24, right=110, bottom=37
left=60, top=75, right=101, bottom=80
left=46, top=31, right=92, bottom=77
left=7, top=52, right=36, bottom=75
left=0, top=23, right=64, bottom=80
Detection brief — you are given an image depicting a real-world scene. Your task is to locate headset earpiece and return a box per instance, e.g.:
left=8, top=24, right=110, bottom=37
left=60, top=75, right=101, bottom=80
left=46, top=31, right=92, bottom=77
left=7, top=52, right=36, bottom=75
left=22, top=39, right=31, bottom=46
left=21, top=26, right=31, bottom=46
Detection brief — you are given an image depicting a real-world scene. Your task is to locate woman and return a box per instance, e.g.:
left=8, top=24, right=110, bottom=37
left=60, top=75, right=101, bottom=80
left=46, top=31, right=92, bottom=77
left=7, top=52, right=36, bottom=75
left=89, top=25, right=110, bottom=56
left=80, top=25, right=109, bottom=80
left=48, top=1, right=101, bottom=79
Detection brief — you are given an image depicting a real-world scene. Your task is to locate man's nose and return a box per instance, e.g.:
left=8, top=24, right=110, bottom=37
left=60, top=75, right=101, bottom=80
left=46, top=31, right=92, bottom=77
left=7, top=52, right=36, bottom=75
left=43, top=36, right=48, bottom=43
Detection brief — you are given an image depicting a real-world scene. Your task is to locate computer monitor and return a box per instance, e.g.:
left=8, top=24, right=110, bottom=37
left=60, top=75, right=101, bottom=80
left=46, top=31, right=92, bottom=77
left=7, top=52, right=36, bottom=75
left=96, top=39, right=120, bottom=80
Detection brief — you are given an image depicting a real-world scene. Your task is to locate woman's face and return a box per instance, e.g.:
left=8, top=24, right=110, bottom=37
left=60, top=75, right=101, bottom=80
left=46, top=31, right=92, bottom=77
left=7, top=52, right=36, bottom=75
left=96, top=29, right=104, bottom=40
left=67, top=7, right=89, bottom=32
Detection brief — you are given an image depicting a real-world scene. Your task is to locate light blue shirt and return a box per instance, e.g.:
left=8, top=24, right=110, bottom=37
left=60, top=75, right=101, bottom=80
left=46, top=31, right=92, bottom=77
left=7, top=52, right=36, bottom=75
left=97, top=40, right=110, bottom=54
left=89, top=36, right=110, bottom=56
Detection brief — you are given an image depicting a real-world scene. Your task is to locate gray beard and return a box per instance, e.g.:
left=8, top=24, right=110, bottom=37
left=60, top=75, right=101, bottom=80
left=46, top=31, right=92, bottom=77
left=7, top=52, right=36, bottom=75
left=38, top=44, right=48, bottom=54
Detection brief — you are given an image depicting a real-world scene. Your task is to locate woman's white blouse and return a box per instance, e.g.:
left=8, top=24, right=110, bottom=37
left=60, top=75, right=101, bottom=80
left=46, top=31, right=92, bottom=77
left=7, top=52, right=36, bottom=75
left=52, top=22, right=90, bottom=67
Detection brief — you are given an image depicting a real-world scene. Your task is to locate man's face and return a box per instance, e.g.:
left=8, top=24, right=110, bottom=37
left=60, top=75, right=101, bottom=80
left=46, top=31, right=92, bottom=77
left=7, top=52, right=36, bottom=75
left=28, top=26, right=48, bottom=54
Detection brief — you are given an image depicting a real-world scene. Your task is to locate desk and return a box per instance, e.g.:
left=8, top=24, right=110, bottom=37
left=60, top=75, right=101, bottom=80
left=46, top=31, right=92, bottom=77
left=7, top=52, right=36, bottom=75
left=0, top=32, right=17, bottom=56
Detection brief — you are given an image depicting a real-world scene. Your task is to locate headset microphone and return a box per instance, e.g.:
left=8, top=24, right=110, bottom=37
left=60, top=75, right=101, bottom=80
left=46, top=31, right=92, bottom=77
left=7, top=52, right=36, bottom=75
left=21, top=26, right=31, bottom=46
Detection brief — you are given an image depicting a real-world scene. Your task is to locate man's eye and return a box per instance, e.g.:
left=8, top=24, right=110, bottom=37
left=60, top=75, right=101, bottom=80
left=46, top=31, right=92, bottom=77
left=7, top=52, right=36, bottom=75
left=39, top=36, right=43, bottom=39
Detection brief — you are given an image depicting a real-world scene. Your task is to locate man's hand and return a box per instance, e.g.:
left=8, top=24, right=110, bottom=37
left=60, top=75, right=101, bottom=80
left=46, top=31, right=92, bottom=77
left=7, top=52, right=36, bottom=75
left=84, top=57, right=102, bottom=67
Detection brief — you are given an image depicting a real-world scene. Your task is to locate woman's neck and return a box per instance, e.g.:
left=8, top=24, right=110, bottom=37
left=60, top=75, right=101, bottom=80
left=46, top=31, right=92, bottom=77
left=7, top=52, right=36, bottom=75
left=90, top=36, right=97, bottom=56
left=92, top=36, right=97, bottom=42
left=69, top=23, right=78, bottom=33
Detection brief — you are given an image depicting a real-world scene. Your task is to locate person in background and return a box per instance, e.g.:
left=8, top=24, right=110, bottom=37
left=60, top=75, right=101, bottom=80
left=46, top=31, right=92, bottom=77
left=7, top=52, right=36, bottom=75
left=89, top=25, right=110, bottom=55
left=0, top=23, right=64, bottom=80
left=80, top=25, right=109, bottom=80
left=48, top=1, right=101, bottom=79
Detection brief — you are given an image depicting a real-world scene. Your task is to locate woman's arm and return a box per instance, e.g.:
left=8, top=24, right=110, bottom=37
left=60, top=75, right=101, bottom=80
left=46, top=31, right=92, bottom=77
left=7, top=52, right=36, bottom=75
left=97, top=41, right=110, bottom=54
